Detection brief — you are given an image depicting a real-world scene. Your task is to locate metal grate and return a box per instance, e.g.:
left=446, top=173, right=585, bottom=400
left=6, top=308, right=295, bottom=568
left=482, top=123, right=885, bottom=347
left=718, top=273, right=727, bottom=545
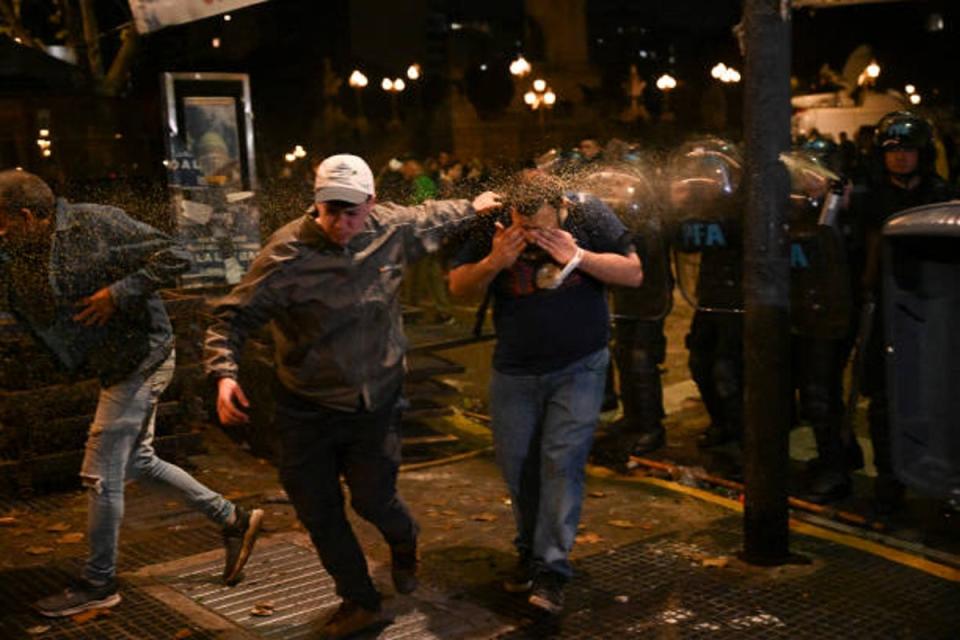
left=166, top=541, right=511, bottom=639
left=0, top=563, right=216, bottom=640
left=492, top=516, right=960, bottom=639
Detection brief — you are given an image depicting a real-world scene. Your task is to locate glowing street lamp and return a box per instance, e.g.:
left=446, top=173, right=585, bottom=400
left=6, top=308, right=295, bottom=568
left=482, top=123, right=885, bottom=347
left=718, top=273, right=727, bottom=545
left=656, top=74, right=677, bottom=91
left=711, top=63, right=741, bottom=83
left=349, top=70, right=369, bottom=122
left=910, top=93, right=922, bottom=105
left=349, top=70, right=368, bottom=89
left=656, top=74, right=677, bottom=121
left=905, top=84, right=916, bottom=95
left=859, top=60, right=881, bottom=87
left=525, top=79, right=556, bottom=133
left=407, top=64, right=421, bottom=81
left=382, top=77, right=406, bottom=124
left=510, top=55, right=531, bottom=77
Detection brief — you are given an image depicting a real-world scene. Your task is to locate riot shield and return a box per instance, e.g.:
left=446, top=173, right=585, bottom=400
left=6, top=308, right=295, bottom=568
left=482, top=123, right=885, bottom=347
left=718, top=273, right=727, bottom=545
left=576, top=165, right=673, bottom=321
left=782, top=152, right=853, bottom=339
left=667, top=139, right=744, bottom=313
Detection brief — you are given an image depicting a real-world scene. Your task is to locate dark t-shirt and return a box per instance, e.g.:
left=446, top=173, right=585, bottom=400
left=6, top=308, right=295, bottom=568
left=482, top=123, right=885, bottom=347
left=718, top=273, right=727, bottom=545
left=452, top=193, right=632, bottom=375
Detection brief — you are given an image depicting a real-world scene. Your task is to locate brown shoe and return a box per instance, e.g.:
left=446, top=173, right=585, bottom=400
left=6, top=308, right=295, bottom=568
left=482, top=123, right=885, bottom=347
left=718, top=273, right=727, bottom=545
left=222, top=506, right=264, bottom=585
left=321, top=600, right=387, bottom=639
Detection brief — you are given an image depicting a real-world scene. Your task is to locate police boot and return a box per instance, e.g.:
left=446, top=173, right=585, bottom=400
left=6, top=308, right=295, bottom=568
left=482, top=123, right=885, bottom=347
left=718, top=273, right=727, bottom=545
left=801, top=417, right=851, bottom=504
left=616, top=352, right=665, bottom=455
left=698, top=360, right=742, bottom=448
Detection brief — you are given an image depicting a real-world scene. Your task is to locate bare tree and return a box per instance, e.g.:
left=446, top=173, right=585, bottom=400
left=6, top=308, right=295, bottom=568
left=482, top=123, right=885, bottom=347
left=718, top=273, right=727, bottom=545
left=0, top=0, right=139, bottom=96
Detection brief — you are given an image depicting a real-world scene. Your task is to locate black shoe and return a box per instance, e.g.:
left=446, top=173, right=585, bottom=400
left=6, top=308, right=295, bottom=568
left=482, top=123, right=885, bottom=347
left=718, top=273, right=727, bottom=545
left=390, top=542, right=419, bottom=594
left=35, top=578, right=121, bottom=618
left=844, top=440, right=865, bottom=471
left=528, top=571, right=566, bottom=614
left=503, top=555, right=535, bottom=593
left=800, top=469, right=851, bottom=505
left=697, top=424, right=734, bottom=448
left=874, top=474, right=905, bottom=515
left=321, top=600, right=387, bottom=639
left=602, top=394, right=619, bottom=413
left=630, top=428, right=665, bottom=456
left=223, top=506, right=264, bottom=585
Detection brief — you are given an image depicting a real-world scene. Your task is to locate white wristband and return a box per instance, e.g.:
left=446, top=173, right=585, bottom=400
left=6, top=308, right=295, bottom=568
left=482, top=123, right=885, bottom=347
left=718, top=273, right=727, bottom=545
left=555, top=247, right=584, bottom=285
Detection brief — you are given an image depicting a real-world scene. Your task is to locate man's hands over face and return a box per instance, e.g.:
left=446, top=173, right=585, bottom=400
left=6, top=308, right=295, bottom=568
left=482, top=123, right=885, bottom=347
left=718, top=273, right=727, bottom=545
left=489, top=221, right=527, bottom=270
left=527, top=227, right=579, bottom=264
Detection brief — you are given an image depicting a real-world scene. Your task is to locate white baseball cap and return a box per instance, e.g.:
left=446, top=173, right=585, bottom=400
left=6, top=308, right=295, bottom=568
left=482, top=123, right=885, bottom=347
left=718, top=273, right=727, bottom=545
left=314, top=154, right=375, bottom=204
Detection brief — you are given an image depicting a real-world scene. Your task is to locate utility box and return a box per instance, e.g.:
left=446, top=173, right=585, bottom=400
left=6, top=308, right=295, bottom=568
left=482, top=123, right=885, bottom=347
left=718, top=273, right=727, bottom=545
left=882, top=201, right=960, bottom=502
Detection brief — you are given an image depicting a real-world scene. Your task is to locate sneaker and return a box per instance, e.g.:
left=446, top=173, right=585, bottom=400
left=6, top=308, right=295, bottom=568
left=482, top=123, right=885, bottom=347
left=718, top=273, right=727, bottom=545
left=503, top=555, right=535, bottom=593
left=222, top=506, right=264, bottom=585
left=528, top=571, right=566, bottom=614
left=390, top=542, right=419, bottom=594
left=35, top=578, right=121, bottom=618
left=321, top=600, right=387, bottom=639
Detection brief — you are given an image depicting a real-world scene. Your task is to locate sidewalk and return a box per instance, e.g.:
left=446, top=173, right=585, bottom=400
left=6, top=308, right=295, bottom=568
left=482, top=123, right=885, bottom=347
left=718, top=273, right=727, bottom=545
left=1, top=420, right=958, bottom=639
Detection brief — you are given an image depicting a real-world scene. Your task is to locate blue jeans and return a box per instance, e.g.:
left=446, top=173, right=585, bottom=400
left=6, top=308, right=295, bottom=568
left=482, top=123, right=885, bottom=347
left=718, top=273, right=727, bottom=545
left=490, top=348, right=609, bottom=578
left=80, top=351, right=234, bottom=583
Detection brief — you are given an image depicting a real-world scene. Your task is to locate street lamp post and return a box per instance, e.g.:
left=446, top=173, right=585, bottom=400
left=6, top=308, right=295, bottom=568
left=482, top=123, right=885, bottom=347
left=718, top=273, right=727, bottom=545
left=382, top=77, right=406, bottom=127
left=348, top=70, right=369, bottom=126
left=656, top=73, right=677, bottom=121
left=524, top=78, right=556, bottom=133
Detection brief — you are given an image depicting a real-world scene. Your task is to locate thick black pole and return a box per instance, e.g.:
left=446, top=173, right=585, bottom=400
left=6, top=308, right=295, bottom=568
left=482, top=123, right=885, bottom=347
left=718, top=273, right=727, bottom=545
left=741, top=0, right=793, bottom=564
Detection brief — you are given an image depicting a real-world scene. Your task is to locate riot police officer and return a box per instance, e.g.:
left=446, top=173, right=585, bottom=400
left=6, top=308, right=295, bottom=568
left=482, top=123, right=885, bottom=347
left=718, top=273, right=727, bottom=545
left=782, top=152, right=860, bottom=503
left=856, top=111, right=952, bottom=512
left=578, top=161, right=672, bottom=456
left=669, top=139, right=745, bottom=448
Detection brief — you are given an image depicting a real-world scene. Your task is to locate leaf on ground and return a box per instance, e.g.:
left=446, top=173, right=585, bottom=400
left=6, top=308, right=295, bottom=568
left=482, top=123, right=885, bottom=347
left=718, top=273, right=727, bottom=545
left=702, top=556, right=730, bottom=568
left=614, top=595, right=630, bottom=604
left=0, top=516, right=16, bottom=527
left=58, top=532, right=84, bottom=544
left=471, top=513, right=497, bottom=522
left=173, top=629, right=193, bottom=639
left=46, top=522, right=71, bottom=533
left=588, top=491, right=607, bottom=498
left=575, top=532, right=603, bottom=544
left=25, top=625, right=50, bottom=635
left=607, top=519, right=638, bottom=529
left=250, top=601, right=275, bottom=616
left=165, top=501, right=179, bottom=508
left=71, top=607, right=112, bottom=624
left=25, top=546, right=54, bottom=555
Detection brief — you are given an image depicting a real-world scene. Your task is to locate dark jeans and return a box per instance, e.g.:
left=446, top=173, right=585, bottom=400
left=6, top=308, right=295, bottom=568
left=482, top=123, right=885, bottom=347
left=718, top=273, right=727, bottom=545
left=273, top=386, right=418, bottom=610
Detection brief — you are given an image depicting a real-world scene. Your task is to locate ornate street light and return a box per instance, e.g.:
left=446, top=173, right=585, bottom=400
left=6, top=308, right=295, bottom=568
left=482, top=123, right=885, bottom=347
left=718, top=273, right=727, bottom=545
left=711, top=63, right=740, bottom=83
left=382, top=77, right=406, bottom=124
left=349, top=70, right=369, bottom=122
left=656, top=74, right=677, bottom=121
left=510, top=55, right=531, bottom=77
left=407, top=64, right=421, bottom=81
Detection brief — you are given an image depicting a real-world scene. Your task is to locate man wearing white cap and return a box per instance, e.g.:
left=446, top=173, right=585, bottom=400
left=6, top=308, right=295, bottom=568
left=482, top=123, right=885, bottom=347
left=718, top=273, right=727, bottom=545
left=205, top=154, right=500, bottom=638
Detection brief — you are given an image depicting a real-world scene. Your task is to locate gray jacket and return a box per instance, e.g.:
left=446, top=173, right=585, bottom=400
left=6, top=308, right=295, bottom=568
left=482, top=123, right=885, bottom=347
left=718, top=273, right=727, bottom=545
left=204, top=199, right=475, bottom=412
left=0, top=199, right=191, bottom=385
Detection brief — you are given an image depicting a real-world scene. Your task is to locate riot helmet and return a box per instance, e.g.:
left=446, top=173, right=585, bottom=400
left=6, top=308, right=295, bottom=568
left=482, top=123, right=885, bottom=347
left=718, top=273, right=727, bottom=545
left=874, top=111, right=935, bottom=175
left=667, top=138, right=743, bottom=215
